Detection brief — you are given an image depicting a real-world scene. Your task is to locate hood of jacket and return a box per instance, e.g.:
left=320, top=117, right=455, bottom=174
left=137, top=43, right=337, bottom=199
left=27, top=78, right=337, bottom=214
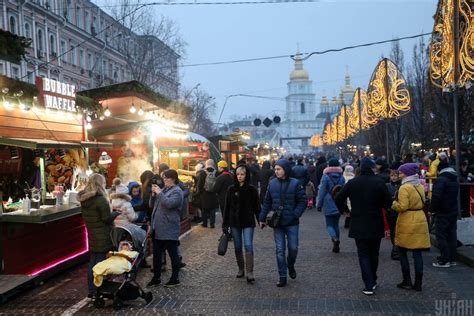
left=440, top=167, right=457, bottom=179
left=323, top=166, right=343, bottom=175
left=233, top=164, right=252, bottom=188
left=275, top=159, right=292, bottom=179
left=110, top=192, right=132, bottom=201
left=127, top=181, right=140, bottom=193
left=77, top=190, right=99, bottom=203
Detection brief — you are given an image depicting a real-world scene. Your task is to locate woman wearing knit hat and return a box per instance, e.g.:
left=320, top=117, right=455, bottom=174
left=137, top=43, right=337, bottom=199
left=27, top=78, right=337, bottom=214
left=392, top=163, right=430, bottom=292
left=316, top=158, right=345, bottom=253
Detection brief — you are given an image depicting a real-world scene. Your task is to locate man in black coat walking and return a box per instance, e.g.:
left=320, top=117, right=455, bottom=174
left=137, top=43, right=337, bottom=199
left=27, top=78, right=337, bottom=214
left=291, top=158, right=309, bottom=187
left=258, top=160, right=274, bottom=203
left=213, top=160, right=235, bottom=215
left=430, top=160, right=459, bottom=268
left=335, top=157, right=392, bottom=295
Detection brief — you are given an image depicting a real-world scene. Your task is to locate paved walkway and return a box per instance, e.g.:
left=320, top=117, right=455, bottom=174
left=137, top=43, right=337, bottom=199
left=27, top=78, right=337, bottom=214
left=1, top=209, right=473, bottom=315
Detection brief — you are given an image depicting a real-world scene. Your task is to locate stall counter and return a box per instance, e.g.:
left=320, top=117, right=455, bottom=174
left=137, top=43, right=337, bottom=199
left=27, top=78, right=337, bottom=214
left=0, top=204, right=88, bottom=276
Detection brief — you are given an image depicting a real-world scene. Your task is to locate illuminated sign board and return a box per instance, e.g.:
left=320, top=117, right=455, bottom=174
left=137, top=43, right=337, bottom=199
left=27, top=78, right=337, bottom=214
left=36, top=77, right=77, bottom=112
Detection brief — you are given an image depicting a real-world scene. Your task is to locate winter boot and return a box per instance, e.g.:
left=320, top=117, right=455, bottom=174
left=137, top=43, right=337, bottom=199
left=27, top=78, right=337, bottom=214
left=276, top=277, right=287, bottom=287
left=235, top=250, right=245, bottom=278
left=332, top=238, right=340, bottom=253
left=396, top=269, right=412, bottom=290
left=245, top=252, right=255, bottom=283
left=412, top=272, right=423, bottom=291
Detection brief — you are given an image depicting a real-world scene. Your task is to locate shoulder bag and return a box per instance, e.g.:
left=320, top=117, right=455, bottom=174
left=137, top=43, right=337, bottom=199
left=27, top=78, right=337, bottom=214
left=266, top=181, right=289, bottom=228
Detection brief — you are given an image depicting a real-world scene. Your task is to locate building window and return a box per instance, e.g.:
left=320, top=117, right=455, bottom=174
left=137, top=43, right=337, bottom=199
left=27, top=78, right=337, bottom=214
left=27, top=71, right=34, bottom=84
left=87, top=53, right=92, bottom=70
left=37, top=29, right=44, bottom=51
left=70, top=44, right=76, bottom=65
left=9, top=16, right=17, bottom=34
left=108, top=63, right=112, bottom=78
left=79, top=49, right=84, bottom=68
left=11, top=66, right=20, bottom=79
left=76, top=6, right=83, bottom=29
left=66, top=0, right=72, bottom=22
left=24, top=22, right=31, bottom=38
left=0, top=63, right=4, bottom=75
left=85, top=11, right=90, bottom=33
left=300, top=102, right=305, bottom=114
left=50, top=35, right=56, bottom=54
left=60, top=40, right=67, bottom=62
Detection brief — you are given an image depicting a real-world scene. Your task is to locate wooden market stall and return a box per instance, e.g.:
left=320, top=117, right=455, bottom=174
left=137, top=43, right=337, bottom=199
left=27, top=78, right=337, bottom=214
left=0, top=76, right=107, bottom=302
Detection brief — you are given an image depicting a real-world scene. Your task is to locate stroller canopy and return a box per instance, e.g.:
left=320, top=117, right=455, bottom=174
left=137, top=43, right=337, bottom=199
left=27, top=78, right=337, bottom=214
left=111, top=223, right=146, bottom=251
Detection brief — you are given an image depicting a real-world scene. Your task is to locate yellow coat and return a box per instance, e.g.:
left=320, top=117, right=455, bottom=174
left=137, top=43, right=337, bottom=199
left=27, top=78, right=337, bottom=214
left=426, top=158, right=440, bottom=178
left=93, top=250, right=138, bottom=287
left=392, top=184, right=431, bottom=250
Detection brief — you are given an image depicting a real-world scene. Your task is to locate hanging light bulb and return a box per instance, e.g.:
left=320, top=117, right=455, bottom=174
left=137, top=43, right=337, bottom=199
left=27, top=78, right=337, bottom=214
left=3, top=100, right=13, bottom=110
left=104, top=107, right=111, bottom=117
left=86, top=115, right=92, bottom=122
left=86, top=122, right=92, bottom=130
left=130, top=103, right=137, bottom=114
left=19, top=103, right=28, bottom=111
left=99, top=115, right=105, bottom=121
left=138, top=106, right=144, bottom=116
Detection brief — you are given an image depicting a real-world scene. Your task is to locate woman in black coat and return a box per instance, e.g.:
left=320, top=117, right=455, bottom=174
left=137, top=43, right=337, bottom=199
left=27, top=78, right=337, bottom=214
left=223, top=164, right=261, bottom=283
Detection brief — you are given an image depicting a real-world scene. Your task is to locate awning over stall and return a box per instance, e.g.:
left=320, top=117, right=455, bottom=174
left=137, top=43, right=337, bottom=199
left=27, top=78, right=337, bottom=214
left=0, top=137, right=113, bottom=150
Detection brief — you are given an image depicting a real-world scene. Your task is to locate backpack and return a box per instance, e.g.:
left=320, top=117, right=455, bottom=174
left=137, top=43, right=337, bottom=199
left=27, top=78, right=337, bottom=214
left=328, top=175, right=343, bottom=199
left=204, top=170, right=217, bottom=192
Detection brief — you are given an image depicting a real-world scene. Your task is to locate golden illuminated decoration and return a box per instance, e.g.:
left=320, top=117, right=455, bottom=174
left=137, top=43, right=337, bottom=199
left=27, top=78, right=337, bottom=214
left=310, top=134, right=323, bottom=147
left=367, top=58, right=411, bottom=119
left=430, top=0, right=455, bottom=89
left=323, top=122, right=332, bottom=145
left=337, top=106, right=347, bottom=142
left=459, top=0, right=474, bottom=86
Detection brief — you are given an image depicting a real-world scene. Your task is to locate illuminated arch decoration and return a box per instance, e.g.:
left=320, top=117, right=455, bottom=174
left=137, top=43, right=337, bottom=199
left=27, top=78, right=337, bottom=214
left=459, top=0, right=474, bottom=86
left=323, top=122, right=332, bottom=145
left=430, top=0, right=455, bottom=89
left=367, top=58, right=411, bottom=120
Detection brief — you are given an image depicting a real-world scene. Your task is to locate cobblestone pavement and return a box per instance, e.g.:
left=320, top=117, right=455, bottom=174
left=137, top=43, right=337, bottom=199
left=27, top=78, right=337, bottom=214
left=1, top=209, right=474, bottom=315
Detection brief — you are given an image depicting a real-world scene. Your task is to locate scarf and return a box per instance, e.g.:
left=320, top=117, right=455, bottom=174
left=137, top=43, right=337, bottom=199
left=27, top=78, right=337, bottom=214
left=401, top=174, right=420, bottom=186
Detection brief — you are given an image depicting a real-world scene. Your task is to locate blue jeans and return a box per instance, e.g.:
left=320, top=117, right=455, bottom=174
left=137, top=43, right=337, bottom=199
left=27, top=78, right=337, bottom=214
left=273, top=225, right=299, bottom=278
left=325, top=213, right=341, bottom=239
left=398, top=247, right=423, bottom=275
left=88, top=252, right=107, bottom=295
left=231, top=227, right=255, bottom=253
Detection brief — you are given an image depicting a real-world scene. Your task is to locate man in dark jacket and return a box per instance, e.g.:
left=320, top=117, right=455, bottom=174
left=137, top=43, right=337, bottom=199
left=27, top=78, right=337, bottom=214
left=196, top=159, right=220, bottom=228
left=258, top=160, right=274, bottom=203
left=214, top=160, right=235, bottom=214
left=335, top=157, right=392, bottom=295
left=291, top=158, right=309, bottom=187
left=430, top=160, right=459, bottom=268
left=259, top=159, right=307, bottom=288
left=307, top=161, right=318, bottom=205
left=375, top=158, right=390, bottom=183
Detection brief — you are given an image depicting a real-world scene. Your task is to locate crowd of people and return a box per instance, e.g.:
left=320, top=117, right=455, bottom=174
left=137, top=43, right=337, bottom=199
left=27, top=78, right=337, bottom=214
left=77, top=148, right=473, bottom=299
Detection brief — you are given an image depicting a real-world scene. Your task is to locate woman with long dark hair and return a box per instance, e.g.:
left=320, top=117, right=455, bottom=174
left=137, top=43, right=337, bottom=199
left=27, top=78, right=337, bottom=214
left=222, top=164, right=261, bottom=283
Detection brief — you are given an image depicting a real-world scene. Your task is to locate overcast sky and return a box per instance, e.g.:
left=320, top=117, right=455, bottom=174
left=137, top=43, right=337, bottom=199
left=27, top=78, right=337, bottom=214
left=101, top=0, right=438, bottom=123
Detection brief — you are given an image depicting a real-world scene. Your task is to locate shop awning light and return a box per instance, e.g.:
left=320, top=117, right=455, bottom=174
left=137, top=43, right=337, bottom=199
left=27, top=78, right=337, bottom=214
left=86, top=122, right=92, bottom=130
left=86, top=115, right=92, bottom=122
left=130, top=103, right=137, bottom=114
left=104, top=107, right=111, bottom=117
left=138, top=106, right=144, bottom=116
left=169, top=152, right=180, bottom=158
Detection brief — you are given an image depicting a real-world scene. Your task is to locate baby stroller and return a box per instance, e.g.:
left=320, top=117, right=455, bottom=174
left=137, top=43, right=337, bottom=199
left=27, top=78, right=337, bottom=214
left=94, top=223, right=153, bottom=310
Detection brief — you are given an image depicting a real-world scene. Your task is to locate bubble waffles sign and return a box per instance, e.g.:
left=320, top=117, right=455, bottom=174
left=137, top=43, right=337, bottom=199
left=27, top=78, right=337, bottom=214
left=36, top=77, right=77, bottom=112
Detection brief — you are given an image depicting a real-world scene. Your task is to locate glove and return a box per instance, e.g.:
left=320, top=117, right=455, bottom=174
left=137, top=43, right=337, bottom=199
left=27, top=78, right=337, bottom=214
left=317, top=207, right=322, bottom=212
left=222, top=225, right=230, bottom=235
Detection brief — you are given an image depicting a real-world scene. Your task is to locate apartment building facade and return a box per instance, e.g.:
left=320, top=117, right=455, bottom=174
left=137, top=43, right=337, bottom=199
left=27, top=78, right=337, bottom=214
left=0, top=0, right=179, bottom=99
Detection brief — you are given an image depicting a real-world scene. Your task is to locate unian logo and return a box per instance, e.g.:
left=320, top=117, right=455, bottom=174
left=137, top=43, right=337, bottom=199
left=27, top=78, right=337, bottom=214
left=435, top=294, right=473, bottom=316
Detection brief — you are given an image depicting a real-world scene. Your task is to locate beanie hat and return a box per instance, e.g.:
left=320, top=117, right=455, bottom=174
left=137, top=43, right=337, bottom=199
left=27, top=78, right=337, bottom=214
left=205, top=159, right=216, bottom=169
left=438, top=152, right=448, bottom=161
left=328, top=158, right=340, bottom=167
left=217, top=160, right=228, bottom=169
left=398, top=163, right=419, bottom=177
left=158, top=163, right=170, bottom=173
left=360, top=157, right=376, bottom=169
